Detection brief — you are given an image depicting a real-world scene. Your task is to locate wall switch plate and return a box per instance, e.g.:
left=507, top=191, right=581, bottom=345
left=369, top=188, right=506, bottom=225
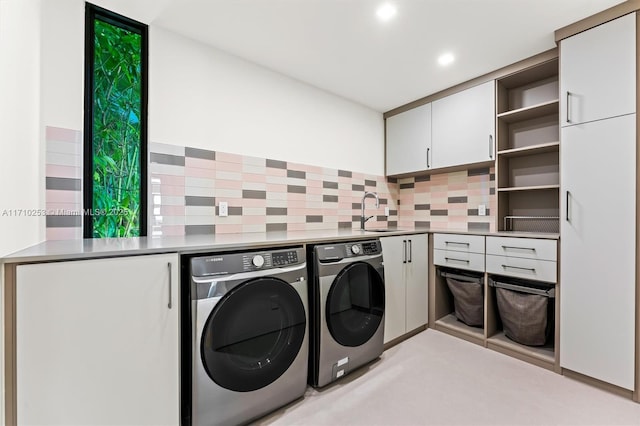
left=384, top=206, right=390, bottom=217
left=219, top=201, right=228, bottom=217
left=478, top=204, right=487, bottom=216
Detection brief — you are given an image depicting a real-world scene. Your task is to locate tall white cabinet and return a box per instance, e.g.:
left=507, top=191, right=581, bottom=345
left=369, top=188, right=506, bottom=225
left=380, top=234, right=429, bottom=343
left=15, top=254, right=180, bottom=425
left=559, top=13, right=637, bottom=391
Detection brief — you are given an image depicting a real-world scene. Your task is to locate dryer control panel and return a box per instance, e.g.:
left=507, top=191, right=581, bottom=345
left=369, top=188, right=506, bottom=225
left=191, top=247, right=304, bottom=277
left=316, top=240, right=381, bottom=262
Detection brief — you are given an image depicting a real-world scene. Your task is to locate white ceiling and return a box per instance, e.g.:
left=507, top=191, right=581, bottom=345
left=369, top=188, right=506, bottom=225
left=96, top=0, right=623, bottom=112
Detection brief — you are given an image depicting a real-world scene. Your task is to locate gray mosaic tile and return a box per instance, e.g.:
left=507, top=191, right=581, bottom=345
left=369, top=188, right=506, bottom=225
left=415, top=204, right=430, bottom=210
left=431, top=209, right=448, bottom=216
left=266, top=159, right=287, bottom=169
left=242, top=190, right=267, bottom=199
left=150, top=152, right=185, bottom=166
left=338, top=221, right=353, bottom=229
left=46, top=215, right=82, bottom=228
left=306, top=215, right=323, bottom=223
left=185, top=147, right=215, bottom=160
left=46, top=177, right=81, bottom=191
left=415, top=221, right=431, bottom=228
left=468, top=222, right=490, bottom=232
left=323, top=195, right=338, bottom=202
left=415, top=175, right=431, bottom=182
left=351, top=184, right=365, bottom=191
left=287, top=185, right=306, bottom=194
left=338, top=170, right=352, bottom=178
left=287, top=169, right=306, bottom=179
left=365, top=179, right=376, bottom=187
left=323, top=181, right=339, bottom=189
left=400, top=183, right=415, bottom=189
left=266, top=207, right=288, bottom=215
left=185, top=196, right=216, bottom=206
left=266, top=223, right=287, bottom=232
left=448, top=196, right=468, bottom=204
left=185, top=225, right=215, bottom=235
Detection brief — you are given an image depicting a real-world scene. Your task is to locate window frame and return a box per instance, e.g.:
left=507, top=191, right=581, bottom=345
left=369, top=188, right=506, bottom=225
left=83, top=2, right=148, bottom=238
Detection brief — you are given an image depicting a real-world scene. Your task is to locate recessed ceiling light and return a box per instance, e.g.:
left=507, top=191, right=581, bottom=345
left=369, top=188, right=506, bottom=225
left=376, top=3, right=397, bottom=22
left=438, top=53, right=455, bottom=66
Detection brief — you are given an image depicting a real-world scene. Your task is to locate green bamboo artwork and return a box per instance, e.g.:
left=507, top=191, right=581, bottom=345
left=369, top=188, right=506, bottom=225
left=92, top=19, right=142, bottom=237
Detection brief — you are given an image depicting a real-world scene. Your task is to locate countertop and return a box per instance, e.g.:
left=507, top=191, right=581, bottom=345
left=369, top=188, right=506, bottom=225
left=1, top=228, right=559, bottom=264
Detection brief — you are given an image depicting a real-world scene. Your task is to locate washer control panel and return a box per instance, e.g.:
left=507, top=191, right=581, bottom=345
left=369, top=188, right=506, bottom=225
left=316, top=240, right=381, bottom=262
left=191, top=247, right=303, bottom=277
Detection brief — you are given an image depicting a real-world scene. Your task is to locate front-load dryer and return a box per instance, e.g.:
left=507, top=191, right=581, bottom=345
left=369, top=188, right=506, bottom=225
left=309, top=239, right=385, bottom=387
left=188, top=247, right=308, bottom=426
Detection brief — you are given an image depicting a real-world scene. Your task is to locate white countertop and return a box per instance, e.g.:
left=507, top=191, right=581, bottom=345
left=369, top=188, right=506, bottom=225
left=1, top=228, right=559, bottom=264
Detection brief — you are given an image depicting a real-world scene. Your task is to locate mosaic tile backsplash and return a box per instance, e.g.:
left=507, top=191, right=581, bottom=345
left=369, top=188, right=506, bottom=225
left=44, top=126, right=496, bottom=239
left=148, top=142, right=399, bottom=236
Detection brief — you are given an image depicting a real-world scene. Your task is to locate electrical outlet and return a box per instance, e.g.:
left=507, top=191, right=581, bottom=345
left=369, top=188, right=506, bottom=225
left=478, top=204, right=487, bottom=216
left=384, top=206, right=390, bottom=217
left=219, top=201, right=228, bottom=217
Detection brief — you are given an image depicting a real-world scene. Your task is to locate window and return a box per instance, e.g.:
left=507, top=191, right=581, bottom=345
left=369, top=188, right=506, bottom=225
left=84, top=3, right=147, bottom=238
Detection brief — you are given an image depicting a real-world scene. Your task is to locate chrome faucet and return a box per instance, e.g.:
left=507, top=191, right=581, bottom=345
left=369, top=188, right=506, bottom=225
left=360, top=191, right=380, bottom=230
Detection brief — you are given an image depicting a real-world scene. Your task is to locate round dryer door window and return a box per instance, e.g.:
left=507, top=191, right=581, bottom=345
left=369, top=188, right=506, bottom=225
left=200, top=277, right=306, bottom=392
left=326, top=262, right=385, bottom=347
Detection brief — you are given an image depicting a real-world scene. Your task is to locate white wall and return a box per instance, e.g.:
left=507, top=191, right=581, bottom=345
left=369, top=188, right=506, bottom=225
left=149, top=26, right=385, bottom=175
left=0, top=0, right=44, bottom=257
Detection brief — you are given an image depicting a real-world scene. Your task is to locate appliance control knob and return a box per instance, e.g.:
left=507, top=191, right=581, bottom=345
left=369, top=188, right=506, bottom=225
left=351, top=245, right=361, bottom=255
left=252, top=255, right=265, bottom=268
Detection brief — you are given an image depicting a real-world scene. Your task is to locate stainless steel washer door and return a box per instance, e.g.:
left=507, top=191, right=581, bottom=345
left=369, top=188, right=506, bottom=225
left=199, top=277, right=306, bottom=392
left=325, top=261, right=385, bottom=347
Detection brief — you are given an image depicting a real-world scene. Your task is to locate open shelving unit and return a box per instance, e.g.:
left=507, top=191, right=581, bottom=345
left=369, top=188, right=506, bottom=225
left=496, top=57, right=560, bottom=233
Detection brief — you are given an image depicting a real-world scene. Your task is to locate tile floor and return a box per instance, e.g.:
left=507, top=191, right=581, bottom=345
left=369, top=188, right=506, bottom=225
left=256, top=330, right=640, bottom=425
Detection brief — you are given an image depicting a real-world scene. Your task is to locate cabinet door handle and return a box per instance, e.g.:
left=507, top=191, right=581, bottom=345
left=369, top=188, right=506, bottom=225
left=489, top=135, right=494, bottom=159
left=167, top=262, right=173, bottom=309
left=566, top=91, right=571, bottom=123
left=403, top=240, right=407, bottom=264
left=426, top=148, right=430, bottom=168
left=566, top=191, right=571, bottom=222
left=408, top=240, right=412, bottom=263
left=445, top=257, right=469, bottom=264
left=502, top=264, right=536, bottom=273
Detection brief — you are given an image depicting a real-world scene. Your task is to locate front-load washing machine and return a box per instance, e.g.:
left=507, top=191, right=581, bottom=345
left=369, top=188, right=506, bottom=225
left=187, top=247, right=308, bottom=426
left=308, top=239, right=385, bottom=387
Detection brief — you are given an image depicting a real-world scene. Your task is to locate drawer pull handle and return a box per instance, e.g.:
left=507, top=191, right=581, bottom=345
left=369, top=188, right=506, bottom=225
left=502, top=264, right=535, bottom=273
left=445, top=257, right=470, bottom=264
left=445, top=241, right=470, bottom=246
left=501, top=245, right=536, bottom=252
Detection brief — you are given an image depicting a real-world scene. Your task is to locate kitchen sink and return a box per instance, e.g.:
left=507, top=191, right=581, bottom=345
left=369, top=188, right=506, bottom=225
left=364, top=228, right=405, bottom=233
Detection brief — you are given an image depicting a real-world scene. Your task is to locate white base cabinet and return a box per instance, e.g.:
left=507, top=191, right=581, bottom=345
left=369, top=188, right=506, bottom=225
left=381, top=234, right=428, bottom=343
left=16, top=254, right=180, bottom=425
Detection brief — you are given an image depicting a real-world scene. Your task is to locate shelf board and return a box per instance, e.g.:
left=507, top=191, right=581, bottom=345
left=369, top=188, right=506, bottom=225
left=497, top=184, right=559, bottom=192
left=487, top=332, right=555, bottom=364
left=497, top=100, right=559, bottom=123
left=497, top=142, right=559, bottom=159
left=435, top=313, right=484, bottom=340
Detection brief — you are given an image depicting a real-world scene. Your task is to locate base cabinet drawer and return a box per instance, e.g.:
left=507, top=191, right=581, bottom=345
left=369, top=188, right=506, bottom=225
left=486, top=236, right=557, bottom=261
left=434, top=233, right=485, bottom=254
left=486, top=254, right=557, bottom=283
left=434, top=249, right=485, bottom=272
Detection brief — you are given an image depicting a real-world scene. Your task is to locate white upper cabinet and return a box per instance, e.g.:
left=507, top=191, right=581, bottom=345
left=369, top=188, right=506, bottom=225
left=431, top=80, right=496, bottom=169
left=386, top=102, right=432, bottom=175
left=560, top=13, right=636, bottom=127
